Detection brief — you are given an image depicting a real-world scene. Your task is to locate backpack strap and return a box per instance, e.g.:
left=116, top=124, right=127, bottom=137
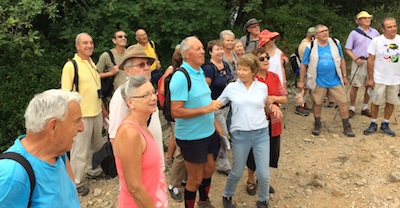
left=0, top=152, right=36, bottom=206
left=149, top=40, right=155, bottom=49
left=177, top=67, right=191, bottom=91
left=354, top=28, right=372, bottom=40
left=106, top=50, right=116, bottom=65
left=70, top=59, right=79, bottom=92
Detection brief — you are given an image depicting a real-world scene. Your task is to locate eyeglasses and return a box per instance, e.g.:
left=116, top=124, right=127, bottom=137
left=127, top=60, right=153, bottom=68
left=116, top=35, right=128, bottom=39
left=130, top=90, right=158, bottom=99
left=259, top=55, right=270, bottom=61
left=248, top=24, right=260, bottom=29
left=317, top=29, right=329, bottom=34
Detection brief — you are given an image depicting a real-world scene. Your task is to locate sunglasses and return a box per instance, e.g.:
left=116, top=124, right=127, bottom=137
left=259, top=55, right=270, bottom=61
left=116, top=35, right=128, bottom=39
left=129, top=60, right=153, bottom=68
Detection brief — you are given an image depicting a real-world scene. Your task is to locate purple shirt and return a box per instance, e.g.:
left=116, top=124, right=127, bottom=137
left=345, top=26, right=380, bottom=59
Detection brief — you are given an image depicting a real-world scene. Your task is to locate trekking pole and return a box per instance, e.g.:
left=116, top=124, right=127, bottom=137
left=333, top=65, right=360, bottom=120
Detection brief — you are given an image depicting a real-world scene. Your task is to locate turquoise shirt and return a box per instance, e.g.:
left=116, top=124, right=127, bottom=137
left=170, top=61, right=215, bottom=140
left=0, top=135, right=80, bottom=208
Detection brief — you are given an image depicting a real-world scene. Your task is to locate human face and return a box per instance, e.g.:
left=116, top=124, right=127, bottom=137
left=382, top=19, right=398, bottom=39
left=76, top=34, right=94, bottom=59
left=184, top=38, right=205, bottom=69
left=113, top=31, right=127, bottom=47
left=135, top=29, right=148, bottom=44
left=233, top=41, right=244, bottom=57
left=125, top=57, right=152, bottom=79
left=315, top=26, right=329, bottom=42
left=247, top=23, right=260, bottom=36
left=210, top=44, right=224, bottom=61
left=237, top=64, right=255, bottom=84
left=258, top=52, right=270, bottom=71
left=223, top=35, right=234, bottom=50
left=56, top=101, right=84, bottom=152
left=127, top=81, right=157, bottom=114
left=358, top=17, right=371, bottom=27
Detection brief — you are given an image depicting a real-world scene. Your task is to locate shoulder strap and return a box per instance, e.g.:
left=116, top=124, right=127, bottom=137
left=354, top=28, right=372, bottom=40
left=149, top=40, right=155, bottom=49
left=70, top=59, right=79, bottom=92
left=0, top=152, right=35, bottom=206
left=106, top=50, right=116, bottom=65
left=177, top=67, right=191, bottom=91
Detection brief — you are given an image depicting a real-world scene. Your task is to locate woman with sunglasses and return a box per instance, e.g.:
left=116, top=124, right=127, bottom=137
left=245, top=47, right=288, bottom=196
left=113, top=75, right=168, bottom=208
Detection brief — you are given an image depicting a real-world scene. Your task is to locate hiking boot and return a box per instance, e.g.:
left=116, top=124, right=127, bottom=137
left=217, top=169, right=231, bottom=176
left=198, top=198, right=214, bottom=208
left=312, top=122, right=321, bottom=135
left=77, top=186, right=89, bottom=196
left=343, top=124, right=355, bottom=137
left=327, top=102, right=336, bottom=108
left=168, top=186, right=183, bottom=202
left=303, top=104, right=312, bottom=113
left=361, top=109, right=371, bottom=117
left=348, top=110, right=355, bottom=118
left=222, top=196, right=236, bottom=208
left=256, top=201, right=269, bottom=208
left=381, top=122, right=396, bottom=136
left=295, top=106, right=309, bottom=116
left=363, top=122, right=377, bottom=135
left=86, top=172, right=110, bottom=180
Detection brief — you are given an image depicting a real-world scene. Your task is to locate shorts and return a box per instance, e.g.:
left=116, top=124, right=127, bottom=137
left=312, top=85, right=347, bottom=105
left=371, top=83, right=400, bottom=105
left=176, top=131, right=220, bottom=163
left=350, top=60, right=368, bottom=87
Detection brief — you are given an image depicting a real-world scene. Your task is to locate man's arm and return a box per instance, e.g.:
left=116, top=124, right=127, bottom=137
left=97, top=52, right=119, bottom=78
left=340, top=58, right=348, bottom=85
left=171, top=100, right=222, bottom=119
left=345, top=48, right=363, bottom=66
left=297, top=63, right=307, bottom=90
left=367, top=54, right=375, bottom=88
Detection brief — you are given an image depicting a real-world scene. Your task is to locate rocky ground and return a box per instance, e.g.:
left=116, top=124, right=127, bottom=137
left=79, top=87, right=400, bottom=208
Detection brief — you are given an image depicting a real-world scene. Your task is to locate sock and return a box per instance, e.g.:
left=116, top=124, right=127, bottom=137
left=349, top=106, right=356, bottom=111
left=314, top=117, right=321, bottom=124
left=184, top=189, right=196, bottom=208
left=198, top=178, right=211, bottom=201
left=362, top=104, right=369, bottom=111
left=371, top=119, right=377, bottom=124
left=342, top=118, right=349, bottom=125
left=383, top=119, right=390, bottom=123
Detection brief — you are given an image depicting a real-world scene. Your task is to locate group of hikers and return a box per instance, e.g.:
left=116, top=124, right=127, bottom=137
left=1, top=11, right=400, bottom=208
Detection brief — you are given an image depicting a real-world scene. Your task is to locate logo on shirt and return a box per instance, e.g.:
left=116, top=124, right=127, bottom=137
left=383, top=43, right=400, bottom=63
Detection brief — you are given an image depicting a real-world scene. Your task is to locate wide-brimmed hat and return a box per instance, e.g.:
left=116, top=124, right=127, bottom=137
left=258, top=29, right=280, bottom=47
left=119, top=45, right=155, bottom=70
left=243, top=18, right=262, bottom=33
left=356, top=11, right=373, bottom=19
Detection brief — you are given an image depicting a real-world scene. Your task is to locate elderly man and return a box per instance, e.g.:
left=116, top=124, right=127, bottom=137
left=345, top=11, right=380, bottom=118
left=298, top=25, right=355, bottom=137
left=169, top=36, right=222, bottom=208
left=0, top=89, right=83, bottom=207
left=240, top=18, right=262, bottom=53
left=364, top=17, right=400, bottom=137
left=108, top=44, right=164, bottom=170
left=61, top=33, right=107, bottom=196
left=135, top=29, right=162, bottom=85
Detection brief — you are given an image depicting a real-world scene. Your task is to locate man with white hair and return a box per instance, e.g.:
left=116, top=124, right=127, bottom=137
left=0, top=89, right=83, bottom=207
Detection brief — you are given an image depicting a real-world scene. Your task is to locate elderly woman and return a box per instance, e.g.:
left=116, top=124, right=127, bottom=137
left=245, top=47, right=288, bottom=196
left=233, top=39, right=244, bottom=58
left=258, top=29, right=287, bottom=88
left=113, top=75, right=168, bottom=208
left=202, top=40, right=234, bottom=176
left=219, top=54, right=282, bottom=208
left=220, top=30, right=238, bottom=79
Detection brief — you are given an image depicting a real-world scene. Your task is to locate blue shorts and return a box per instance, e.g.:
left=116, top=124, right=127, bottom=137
left=176, top=131, right=220, bottom=163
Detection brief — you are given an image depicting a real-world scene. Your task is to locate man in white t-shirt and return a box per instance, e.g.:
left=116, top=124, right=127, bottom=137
left=364, top=17, right=400, bottom=136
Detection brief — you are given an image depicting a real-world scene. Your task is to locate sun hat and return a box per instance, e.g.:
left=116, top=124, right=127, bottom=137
left=243, top=18, right=262, bottom=33
left=307, top=27, right=316, bottom=36
left=356, top=11, right=373, bottom=19
left=119, top=45, right=155, bottom=70
left=258, top=29, right=280, bottom=47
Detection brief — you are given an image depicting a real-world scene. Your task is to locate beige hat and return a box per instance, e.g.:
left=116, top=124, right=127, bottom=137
left=356, top=11, right=373, bottom=19
left=119, top=45, right=155, bottom=70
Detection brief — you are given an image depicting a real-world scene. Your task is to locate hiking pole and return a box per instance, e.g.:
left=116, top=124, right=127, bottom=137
left=333, top=65, right=360, bottom=120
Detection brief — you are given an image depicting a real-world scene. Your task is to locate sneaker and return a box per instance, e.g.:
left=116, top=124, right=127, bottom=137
left=86, top=172, right=110, bottom=180
left=269, top=185, right=275, bottom=193
left=361, top=109, right=371, bottom=117
left=343, top=123, right=355, bottom=137
left=303, top=104, right=312, bottom=113
left=217, top=169, right=231, bottom=176
left=77, top=186, right=89, bottom=196
left=327, top=102, right=336, bottom=108
left=363, top=122, right=377, bottom=135
left=168, top=186, right=183, bottom=201
left=294, top=106, right=309, bottom=116
left=222, top=196, right=236, bottom=208
left=312, top=122, right=321, bottom=136
left=256, top=200, right=269, bottom=208
left=348, top=110, right=355, bottom=118
left=197, top=198, right=214, bottom=208
left=381, top=122, right=396, bottom=136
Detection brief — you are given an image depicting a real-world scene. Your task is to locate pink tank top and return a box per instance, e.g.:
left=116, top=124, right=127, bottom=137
left=114, top=120, right=168, bottom=208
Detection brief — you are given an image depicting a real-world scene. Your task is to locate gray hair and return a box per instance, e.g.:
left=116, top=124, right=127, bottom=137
left=219, top=30, right=235, bottom=40
left=180, top=36, right=198, bottom=60
left=233, top=39, right=242, bottom=45
left=24, top=89, right=82, bottom=133
left=121, top=75, right=148, bottom=101
left=122, top=59, right=133, bottom=70
left=315, top=24, right=327, bottom=33
left=75, top=32, right=90, bottom=45
left=381, top=17, right=396, bottom=29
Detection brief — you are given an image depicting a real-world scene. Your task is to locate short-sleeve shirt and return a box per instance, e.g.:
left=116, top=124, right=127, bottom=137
left=345, top=26, right=380, bottom=59
left=202, top=61, right=234, bottom=99
left=170, top=61, right=215, bottom=141
left=96, top=49, right=127, bottom=91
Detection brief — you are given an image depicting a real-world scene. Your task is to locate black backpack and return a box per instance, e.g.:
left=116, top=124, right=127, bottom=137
left=100, top=50, right=116, bottom=97
left=289, top=48, right=301, bottom=77
left=163, top=67, right=191, bottom=122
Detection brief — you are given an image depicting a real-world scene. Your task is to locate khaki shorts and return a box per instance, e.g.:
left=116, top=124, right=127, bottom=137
left=312, top=85, right=347, bottom=105
left=371, top=83, right=400, bottom=105
left=350, top=60, right=368, bottom=87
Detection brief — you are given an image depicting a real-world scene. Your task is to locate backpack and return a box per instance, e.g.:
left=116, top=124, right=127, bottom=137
left=163, top=67, right=191, bottom=122
left=100, top=50, right=116, bottom=97
left=0, top=152, right=35, bottom=206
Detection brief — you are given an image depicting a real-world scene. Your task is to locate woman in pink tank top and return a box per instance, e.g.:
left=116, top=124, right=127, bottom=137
left=113, top=75, right=168, bottom=208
